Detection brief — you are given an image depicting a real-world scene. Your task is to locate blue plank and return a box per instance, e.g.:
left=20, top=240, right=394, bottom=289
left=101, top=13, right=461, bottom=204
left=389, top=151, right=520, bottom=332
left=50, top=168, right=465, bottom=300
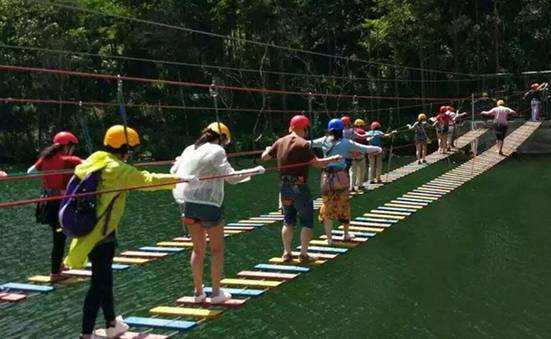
left=255, top=264, right=310, bottom=273
left=355, top=217, right=398, bottom=224
left=332, top=230, right=377, bottom=238
left=139, top=246, right=185, bottom=253
left=85, top=263, right=130, bottom=270
left=1, top=283, right=54, bottom=293
left=227, top=223, right=263, bottom=227
left=204, top=287, right=265, bottom=297
left=125, top=316, right=196, bottom=331
left=297, top=246, right=348, bottom=254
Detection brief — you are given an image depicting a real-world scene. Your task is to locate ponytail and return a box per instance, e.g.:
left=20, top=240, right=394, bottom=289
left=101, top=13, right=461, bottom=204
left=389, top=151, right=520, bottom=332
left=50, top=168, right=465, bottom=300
left=39, top=144, right=64, bottom=159
left=194, top=129, right=224, bottom=148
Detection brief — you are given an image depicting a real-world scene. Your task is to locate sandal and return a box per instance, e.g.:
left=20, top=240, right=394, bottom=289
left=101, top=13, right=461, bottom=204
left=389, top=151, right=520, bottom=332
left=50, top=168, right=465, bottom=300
left=299, top=254, right=318, bottom=263
left=281, top=253, right=293, bottom=263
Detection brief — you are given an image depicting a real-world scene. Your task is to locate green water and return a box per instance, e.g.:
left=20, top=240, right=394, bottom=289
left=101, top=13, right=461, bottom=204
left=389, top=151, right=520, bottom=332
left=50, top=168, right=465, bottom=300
left=1, top=154, right=550, bottom=338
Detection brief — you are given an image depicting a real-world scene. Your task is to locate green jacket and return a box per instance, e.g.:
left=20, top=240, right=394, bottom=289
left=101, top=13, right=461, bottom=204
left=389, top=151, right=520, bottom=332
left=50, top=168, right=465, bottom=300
left=64, top=151, right=178, bottom=268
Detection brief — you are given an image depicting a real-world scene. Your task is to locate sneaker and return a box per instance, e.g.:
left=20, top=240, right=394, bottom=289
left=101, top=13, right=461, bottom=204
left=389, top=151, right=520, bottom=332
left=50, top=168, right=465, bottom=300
left=211, top=289, right=232, bottom=304
left=194, top=291, right=207, bottom=303
left=105, top=316, right=129, bottom=338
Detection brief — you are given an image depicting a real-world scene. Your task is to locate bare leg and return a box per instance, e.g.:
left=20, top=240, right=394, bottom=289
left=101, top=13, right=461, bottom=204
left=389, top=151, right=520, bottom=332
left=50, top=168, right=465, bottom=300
left=323, top=219, right=333, bottom=242
left=281, top=224, right=293, bottom=256
left=422, top=143, right=427, bottom=161
left=342, top=222, right=350, bottom=240
left=299, top=228, right=313, bottom=256
left=205, top=225, right=225, bottom=297
left=415, top=142, right=422, bottom=161
left=187, top=221, right=206, bottom=297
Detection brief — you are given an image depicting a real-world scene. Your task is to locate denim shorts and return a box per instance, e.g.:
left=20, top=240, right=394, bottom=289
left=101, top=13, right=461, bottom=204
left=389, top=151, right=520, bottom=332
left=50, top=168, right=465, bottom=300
left=180, top=202, right=224, bottom=228
left=280, top=181, right=314, bottom=229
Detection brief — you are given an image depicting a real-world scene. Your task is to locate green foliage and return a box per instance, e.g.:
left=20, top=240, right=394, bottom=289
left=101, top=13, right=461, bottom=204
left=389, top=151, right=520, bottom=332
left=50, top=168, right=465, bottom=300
left=0, top=0, right=549, bottom=162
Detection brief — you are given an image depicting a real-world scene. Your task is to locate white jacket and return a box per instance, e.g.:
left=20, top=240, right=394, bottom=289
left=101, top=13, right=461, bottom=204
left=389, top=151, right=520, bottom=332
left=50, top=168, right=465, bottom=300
left=171, top=143, right=250, bottom=207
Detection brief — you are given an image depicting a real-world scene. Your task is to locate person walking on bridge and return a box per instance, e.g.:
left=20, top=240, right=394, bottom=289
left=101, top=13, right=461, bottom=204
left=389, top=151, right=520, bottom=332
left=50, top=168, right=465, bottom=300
left=481, top=100, right=517, bottom=156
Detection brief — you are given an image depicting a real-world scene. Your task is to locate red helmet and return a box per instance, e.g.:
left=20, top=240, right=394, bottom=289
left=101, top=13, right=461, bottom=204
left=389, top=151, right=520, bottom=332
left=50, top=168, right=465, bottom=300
left=53, top=131, right=79, bottom=145
left=370, top=121, right=381, bottom=130
left=531, top=83, right=540, bottom=90
left=341, top=116, right=352, bottom=127
left=289, top=115, right=310, bottom=130
left=439, top=106, right=447, bottom=114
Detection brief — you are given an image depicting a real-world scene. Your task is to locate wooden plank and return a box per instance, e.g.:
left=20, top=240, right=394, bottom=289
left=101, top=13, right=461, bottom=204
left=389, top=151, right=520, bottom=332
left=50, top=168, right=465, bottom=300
left=350, top=220, right=391, bottom=228
left=364, top=212, right=406, bottom=219
left=0, top=292, right=27, bottom=302
left=176, top=296, right=246, bottom=308
left=204, top=286, right=265, bottom=297
left=124, top=316, right=196, bottom=331
left=356, top=217, right=398, bottom=224
left=139, top=246, right=185, bottom=253
left=390, top=200, right=428, bottom=207
left=224, top=226, right=255, bottom=231
left=402, top=194, right=438, bottom=201
left=290, top=251, right=338, bottom=259
left=378, top=206, right=417, bottom=212
left=227, top=223, right=263, bottom=227
left=310, top=239, right=358, bottom=248
left=94, top=330, right=168, bottom=339
left=269, top=257, right=326, bottom=265
left=224, top=230, right=245, bottom=234
left=238, top=220, right=269, bottom=224
left=221, top=278, right=283, bottom=288
left=332, top=230, right=377, bottom=238
left=418, top=186, right=450, bottom=193
left=157, top=241, right=193, bottom=248
left=150, top=306, right=222, bottom=318
left=28, top=275, right=58, bottom=283
left=385, top=203, right=423, bottom=210
left=113, top=257, right=150, bottom=265
left=0, top=283, right=53, bottom=293
left=238, top=270, right=299, bottom=280
left=248, top=217, right=282, bottom=222
left=254, top=264, right=310, bottom=272
left=62, top=269, right=92, bottom=278
left=397, top=197, right=433, bottom=204
left=319, top=235, right=368, bottom=243
left=121, top=251, right=169, bottom=258
left=343, top=225, right=385, bottom=233
left=298, top=246, right=348, bottom=254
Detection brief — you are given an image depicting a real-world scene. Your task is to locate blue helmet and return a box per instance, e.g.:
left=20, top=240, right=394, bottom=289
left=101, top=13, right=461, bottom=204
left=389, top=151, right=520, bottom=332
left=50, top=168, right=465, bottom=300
left=328, top=118, right=345, bottom=131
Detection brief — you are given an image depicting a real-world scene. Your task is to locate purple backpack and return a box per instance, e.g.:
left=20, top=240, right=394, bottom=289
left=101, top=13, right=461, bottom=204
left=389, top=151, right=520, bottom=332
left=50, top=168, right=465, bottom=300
left=59, top=170, right=120, bottom=238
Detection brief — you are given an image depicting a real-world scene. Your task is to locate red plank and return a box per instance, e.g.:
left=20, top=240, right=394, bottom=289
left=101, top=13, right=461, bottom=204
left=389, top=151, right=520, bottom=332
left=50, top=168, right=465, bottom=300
left=0, top=293, right=27, bottom=302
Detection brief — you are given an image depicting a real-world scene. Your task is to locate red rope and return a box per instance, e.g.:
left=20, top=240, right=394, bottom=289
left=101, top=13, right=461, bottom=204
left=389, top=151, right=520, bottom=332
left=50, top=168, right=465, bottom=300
left=0, top=150, right=264, bottom=183
left=0, top=64, right=471, bottom=102
left=0, top=159, right=321, bottom=209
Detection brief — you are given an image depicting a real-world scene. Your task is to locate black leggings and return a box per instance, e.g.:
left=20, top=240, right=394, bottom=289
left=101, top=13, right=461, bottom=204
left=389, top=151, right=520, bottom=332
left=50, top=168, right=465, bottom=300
left=82, top=241, right=116, bottom=334
left=49, top=223, right=66, bottom=274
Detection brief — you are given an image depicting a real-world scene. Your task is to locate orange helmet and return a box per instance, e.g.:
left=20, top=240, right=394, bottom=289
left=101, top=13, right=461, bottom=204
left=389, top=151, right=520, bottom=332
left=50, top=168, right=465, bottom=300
left=53, top=131, right=78, bottom=145
left=340, top=116, right=352, bottom=127
left=531, top=83, right=540, bottom=90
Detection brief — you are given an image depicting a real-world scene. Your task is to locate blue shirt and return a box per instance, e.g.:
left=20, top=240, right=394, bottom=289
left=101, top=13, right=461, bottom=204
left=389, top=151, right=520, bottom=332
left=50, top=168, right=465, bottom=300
left=310, top=136, right=381, bottom=170
left=366, top=130, right=385, bottom=146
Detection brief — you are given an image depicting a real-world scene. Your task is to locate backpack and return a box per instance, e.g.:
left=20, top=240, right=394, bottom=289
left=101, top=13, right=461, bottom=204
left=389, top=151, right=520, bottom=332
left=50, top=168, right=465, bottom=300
left=58, top=170, right=120, bottom=238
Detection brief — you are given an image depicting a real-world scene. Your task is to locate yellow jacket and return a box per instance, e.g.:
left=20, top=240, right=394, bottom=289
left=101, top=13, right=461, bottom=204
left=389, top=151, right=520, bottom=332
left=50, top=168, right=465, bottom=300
left=64, top=151, right=178, bottom=268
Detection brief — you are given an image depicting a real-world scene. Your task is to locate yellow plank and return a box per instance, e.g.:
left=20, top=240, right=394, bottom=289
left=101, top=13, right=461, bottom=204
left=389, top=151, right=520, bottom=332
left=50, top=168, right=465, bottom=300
left=406, top=192, right=441, bottom=199
left=402, top=195, right=437, bottom=202
left=150, top=306, right=222, bottom=318
left=113, top=257, right=150, bottom=265
left=221, top=278, right=283, bottom=288
left=390, top=200, right=427, bottom=207
left=157, top=241, right=193, bottom=248
left=28, top=275, right=54, bottom=283
left=269, top=257, right=326, bottom=265
left=364, top=212, right=405, bottom=219
left=342, top=225, right=385, bottom=233
left=223, top=230, right=244, bottom=234
left=310, top=239, right=358, bottom=248
left=418, top=186, right=450, bottom=193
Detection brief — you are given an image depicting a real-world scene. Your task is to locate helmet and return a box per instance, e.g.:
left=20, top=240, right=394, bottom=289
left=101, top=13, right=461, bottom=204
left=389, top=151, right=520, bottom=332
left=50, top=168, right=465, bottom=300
left=439, top=106, right=447, bottom=114
left=290, top=115, right=310, bottom=130
left=370, top=121, right=381, bottom=130
left=103, top=125, right=141, bottom=149
left=496, top=99, right=505, bottom=106
left=531, top=83, right=540, bottom=90
left=418, top=113, right=427, bottom=121
left=205, top=122, right=232, bottom=143
left=340, top=116, right=352, bottom=127
left=354, top=119, right=366, bottom=127
left=53, top=131, right=78, bottom=145
left=328, top=118, right=345, bottom=131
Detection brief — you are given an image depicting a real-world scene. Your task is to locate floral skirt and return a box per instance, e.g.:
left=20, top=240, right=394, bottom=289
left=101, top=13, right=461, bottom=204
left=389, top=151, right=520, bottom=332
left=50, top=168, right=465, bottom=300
left=319, top=189, right=350, bottom=223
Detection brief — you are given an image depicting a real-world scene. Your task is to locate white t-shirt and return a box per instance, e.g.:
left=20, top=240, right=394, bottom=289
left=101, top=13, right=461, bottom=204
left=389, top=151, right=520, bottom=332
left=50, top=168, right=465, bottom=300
left=486, top=106, right=515, bottom=125
left=171, top=143, right=249, bottom=207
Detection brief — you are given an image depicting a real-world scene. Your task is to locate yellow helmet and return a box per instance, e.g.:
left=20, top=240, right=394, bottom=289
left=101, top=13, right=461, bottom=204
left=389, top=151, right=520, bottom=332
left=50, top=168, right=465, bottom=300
left=103, top=125, right=141, bottom=149
left=418, top=113, right=427, bottom=121
left=205, top=122, right=232, bottom=143
left=496, top=99, right=505, bottom=106
left=353, top=119, right=366, bottom=127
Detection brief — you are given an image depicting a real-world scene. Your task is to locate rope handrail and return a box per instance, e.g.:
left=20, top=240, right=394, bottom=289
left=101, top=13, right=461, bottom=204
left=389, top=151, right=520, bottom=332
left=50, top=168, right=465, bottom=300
left=0, top=64, right=473, bottom=101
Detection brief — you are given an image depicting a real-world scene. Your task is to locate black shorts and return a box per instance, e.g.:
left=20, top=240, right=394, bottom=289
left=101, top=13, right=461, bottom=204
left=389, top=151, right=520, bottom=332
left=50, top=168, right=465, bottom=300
left=494, top=123, right=508, bottom=141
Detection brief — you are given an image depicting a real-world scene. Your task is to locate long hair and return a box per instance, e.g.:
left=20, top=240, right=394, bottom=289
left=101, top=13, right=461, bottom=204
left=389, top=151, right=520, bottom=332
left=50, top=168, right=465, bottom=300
left=194, top=129, right=223, bottom=149
left=39, top=143, right=64, bottom=159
